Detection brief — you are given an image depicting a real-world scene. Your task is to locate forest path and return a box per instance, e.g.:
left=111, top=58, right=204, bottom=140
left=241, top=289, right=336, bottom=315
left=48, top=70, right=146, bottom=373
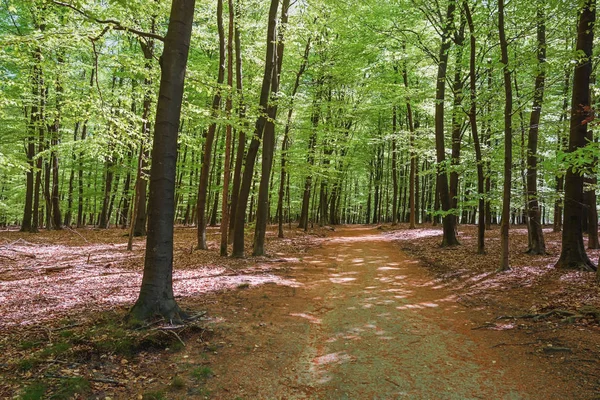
left=194, top=226, right=565, bottom=399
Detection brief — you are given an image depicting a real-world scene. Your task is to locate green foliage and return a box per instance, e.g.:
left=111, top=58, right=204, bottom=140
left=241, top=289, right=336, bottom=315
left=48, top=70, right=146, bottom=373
left=142, top=390, right=167, bottom=400
left=19, top=382, right=47, bottom=400
left=52, top=377, right=91, bottom=400
left=191, top=366, right=214, bottom=381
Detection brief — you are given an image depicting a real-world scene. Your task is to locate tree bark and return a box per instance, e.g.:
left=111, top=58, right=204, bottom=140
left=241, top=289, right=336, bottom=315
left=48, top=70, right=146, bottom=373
left=464, top=1, right=485, bottom=254
left=129, top=0, right=196, bottom=322
left=231, top=0, right=279, bottom=257
left=253, top=0, right=289, bottom=256
left=555, top=0, right=596, bottom=271
left=434, top=0, right=459, bottom=246
left=498, top=0, right=513, bottom=271
left=197, top=0, right=226, bottom=250
left=277, top=37, right=311, bottom=237
left=220, top=0, right=235, bottom=256
left=525, top=6, right=547, bottom=255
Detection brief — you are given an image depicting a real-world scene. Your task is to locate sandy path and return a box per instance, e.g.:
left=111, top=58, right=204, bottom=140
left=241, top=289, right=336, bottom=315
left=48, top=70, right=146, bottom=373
left=196, top=226, right=570, bottom=399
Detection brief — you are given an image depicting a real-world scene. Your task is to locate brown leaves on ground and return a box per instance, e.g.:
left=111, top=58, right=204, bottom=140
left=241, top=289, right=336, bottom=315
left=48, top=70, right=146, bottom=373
left=389, top=223, right=600, bottom=397
left=0, top=224, right=325, bottom=398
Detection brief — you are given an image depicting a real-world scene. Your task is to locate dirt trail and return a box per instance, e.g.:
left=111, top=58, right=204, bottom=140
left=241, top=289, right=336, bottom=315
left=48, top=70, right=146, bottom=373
left=194, top=226, right=571, bottom=399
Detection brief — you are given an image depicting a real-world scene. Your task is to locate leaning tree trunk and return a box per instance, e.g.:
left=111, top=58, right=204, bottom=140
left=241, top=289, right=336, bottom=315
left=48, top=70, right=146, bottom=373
left=434, top=0, right=459, bottom=246
left=555, top=0, right=596, bottom=272
left=129, top=0, right=196, bottom=322
left=525, top=7, right=547, bottom=255
left=498, top=0, right=513, bottom=271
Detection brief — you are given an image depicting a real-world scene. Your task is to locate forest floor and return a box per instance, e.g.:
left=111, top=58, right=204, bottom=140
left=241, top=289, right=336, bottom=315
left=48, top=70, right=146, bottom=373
left=0, top=223, right=599, bottom=399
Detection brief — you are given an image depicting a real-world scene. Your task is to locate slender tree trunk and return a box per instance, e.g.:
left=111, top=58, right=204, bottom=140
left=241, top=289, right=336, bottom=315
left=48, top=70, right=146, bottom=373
left=401, top=61, right=416, bottom=229
left=449, top=20, right=465, bottom=215
left=278, top=37, right=311, bottom=237
left=434, top=0, right=459, bottom=246
left=49, top=65, right=63, bottom=230
left=525, top=7, right=547, bottom=255
left=197, top=0, right=226, bottom=250
left=220, top=0, right=235, bottom=256
left=498, top=0, right=513, bottom=271
left=464, top=1, right=485, bottom=254
left=231, top=0, right=279, bottom=257
left=129, top=0, right=196, bottom=322
left=554, top=68, right=571, bottom=232
left=253, top=0, right=289, bottom=256
left=228, top=2, right=246, bottom=243
left=391, top=105, right=399, bottom=226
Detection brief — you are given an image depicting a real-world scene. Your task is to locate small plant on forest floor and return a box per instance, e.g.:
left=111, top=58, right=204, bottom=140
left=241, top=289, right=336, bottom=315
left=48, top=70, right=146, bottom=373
left=170, top=375, right=186, bottom=390
left=39, top=342, right=71, bottom=357
left=52, top=377, right=91, bottom=399
left=19, top=381, right=47, bottom=400
left=191, top=366, right=213, bottom=381
left=18, top=357, right=40, bottom=371
left=19, top=340, right=42, bottom=350
left=142, top=390, right=166, bottom=400
left=237, top=283, right=250, bottom=289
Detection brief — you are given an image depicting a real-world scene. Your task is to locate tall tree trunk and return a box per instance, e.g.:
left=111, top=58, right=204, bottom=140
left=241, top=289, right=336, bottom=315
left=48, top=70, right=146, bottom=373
left=554, top=68, right=571, bottom=232
left=64, top=122, right=79, bottom=227
left=449, top=19, right=465, bottom=215
left=253, top=0, right=289, bottom=256
left=197, top=0, right=226, bottom=250
left=402, top=60, right=417, bottom=229
left=129, top=0, right=196, bottom=322
left=498, top=0, right=513, bottom=271
left=556, top=0, right=596, bottom=271
left=434, top=0, right=459, bottom=246
left=220, top=0, right=235, bottom=256
left=391, top=105, right=399, bottom=226
left=525, top=6, right=547, bottom=255
left=464, top=1, right=485, bottom=254
left=231, top=0, right=279, bottom=257
left=49, top=64, right=63, bottom=231
left=228, top=1, right=246, bottom=243
left=277, top=37, right=311, bottom=237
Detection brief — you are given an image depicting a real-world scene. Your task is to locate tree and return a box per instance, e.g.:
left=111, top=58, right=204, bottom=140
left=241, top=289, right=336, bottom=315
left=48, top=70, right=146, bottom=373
left=129, top=0, right=196, bottom=322
left=434, top=0, right=460, bottom=247
left=555, top=0, right=596, bottom=272
left=525, top=5, right=547, bottom=255
left=231, top=0, right=279, bottom=258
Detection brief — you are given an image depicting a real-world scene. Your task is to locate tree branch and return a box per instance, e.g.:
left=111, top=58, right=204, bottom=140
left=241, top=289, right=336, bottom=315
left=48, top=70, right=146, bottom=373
left=50, top=0, right=164, bottom=42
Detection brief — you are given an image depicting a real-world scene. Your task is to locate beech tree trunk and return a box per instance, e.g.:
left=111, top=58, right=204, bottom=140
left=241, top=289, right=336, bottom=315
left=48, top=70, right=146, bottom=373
left=228, top=2, right=246, bottom=243
left=498, top=0, right=512, bottom=271
left=220, top=0, right=235, bottom=256
left=555, top=0, right=596, bottom=271
left=434, top=0, right=459, bottom=246
left=277, top=37, right=311, bottom=237
left=253, top=0, right=289, bottom=256
left=231, top=0, right=279, bottom=257
left=197, top=0, right=225, bottom=250
left=464, top=1, right=485, bottom=254
left=525, top=7, right=547, bottom=255
left=129, top=0, right=196, bottom=322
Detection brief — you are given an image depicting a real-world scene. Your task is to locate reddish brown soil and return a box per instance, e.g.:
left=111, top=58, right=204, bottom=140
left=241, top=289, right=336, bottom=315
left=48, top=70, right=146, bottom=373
left=1, top=224, right=599, bottom=399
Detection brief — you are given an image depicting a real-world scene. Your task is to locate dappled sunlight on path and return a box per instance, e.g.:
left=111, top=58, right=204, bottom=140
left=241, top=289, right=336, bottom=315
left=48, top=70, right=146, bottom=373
left=291, top=226, right=524, bottom=399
